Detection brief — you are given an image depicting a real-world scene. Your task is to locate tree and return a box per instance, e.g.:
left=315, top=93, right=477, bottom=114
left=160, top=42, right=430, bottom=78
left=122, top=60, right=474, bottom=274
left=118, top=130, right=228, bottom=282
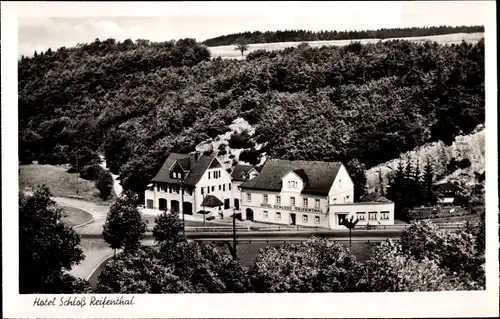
left=95, top=171, right=114, bottom=199
left=345, top=158, right=367, bottom=201
left=19, top=185, right=90, bottom=293
left=359, top=240, right=466, bottom=292
left=400, top=220, right=485, bottom=289
left=102, top=191, right=146, bottom=254
left=422, top=157, right=437, bottom=205
left=234, top=37, right=249, bottom=60
left=252, top=237, right=362, bottom=292
left=152, top=211, right=185, bottom=244
left=96, top=246, right=193, bottom=293
left=97, top=242, right=251, bottom=293
left=378, top=168, right=385, bottom=196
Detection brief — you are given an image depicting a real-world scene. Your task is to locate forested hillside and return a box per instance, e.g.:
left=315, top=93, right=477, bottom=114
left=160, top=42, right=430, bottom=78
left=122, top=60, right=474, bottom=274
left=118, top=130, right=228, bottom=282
left=202, top=25, right=484, bottom=46
left=18, top=36, right=485, bottom=203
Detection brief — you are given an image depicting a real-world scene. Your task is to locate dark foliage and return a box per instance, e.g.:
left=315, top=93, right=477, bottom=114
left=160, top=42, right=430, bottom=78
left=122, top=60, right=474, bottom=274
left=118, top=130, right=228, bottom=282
left=227, top=130, right=254, bottom=149
left=239, top=149, right=261, bottom=166
left=19, top=185, right=90, bottom=293
left=96, top=171, right=114, bottom=199
left=79, top=164, right=106, bottom=181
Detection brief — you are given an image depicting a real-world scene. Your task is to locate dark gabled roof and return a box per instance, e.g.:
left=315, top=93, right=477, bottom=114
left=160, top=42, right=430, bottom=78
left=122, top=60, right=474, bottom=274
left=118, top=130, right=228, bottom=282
left=231, top=164, right=256, bottom=182
left=201, top=195, right=224, bottom=207
left=434, top=182, right=462, bottom=193
left=151, top=153, right=216, bottom=186
left=177, top=157, right=191, bottom=171
left=240, top=158, right=343, bottom=196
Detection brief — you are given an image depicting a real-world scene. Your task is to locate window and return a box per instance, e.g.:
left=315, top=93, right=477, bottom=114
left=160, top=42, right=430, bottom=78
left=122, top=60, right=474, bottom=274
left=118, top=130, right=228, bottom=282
left=263, top=211, right=268, bottom=219
left=207, top=187, right=210, bottom=194
left=247, top=193, right=251, bottom=202
left=303, top=198, right=308, bottom=207
left=381, top=211, right=390, bottom=220
left=288, top=180, right=297, bottom=188
left=314, top=216, right=320, bottom=224
left=211, top=186, right=215, bottom=192
left=368, top=212, right=377, bottom=220
left=229, top=183, right=231, bottom=191
left=168, top=184, right=172, bottom=193
left=208, top=172, right=211, bottom=179
left=224, top=198, right=230, bottom=209
left=263, top=194, right=268, bottom=203
left=172, top=172, right=177, bottom=179
left=175, top=185, right=179, bottom=194
left=290, top=197, right=296, bottom=206
left=276, top=212, right=281, bottom=220
left=356, top=212, right=366, bottom=220
left=223, top=184, right=226, bottom=191
left=219, top=185, right=221, bottom=191
left=276, top=196, right=281, bottom=205
left=315, top=199, right=320, bottom=209
left=186, top=188, right=192, bottom=196
left=302, top=215, right=308, bottom=223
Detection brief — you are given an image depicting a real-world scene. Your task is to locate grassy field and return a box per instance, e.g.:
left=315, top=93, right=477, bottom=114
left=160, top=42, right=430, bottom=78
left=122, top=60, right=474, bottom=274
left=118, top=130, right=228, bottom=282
left=19, top=164, right=115, bottom=203
left=210, top=32, right=484, bottom=59
left=60, top=206, right=93, bottom=227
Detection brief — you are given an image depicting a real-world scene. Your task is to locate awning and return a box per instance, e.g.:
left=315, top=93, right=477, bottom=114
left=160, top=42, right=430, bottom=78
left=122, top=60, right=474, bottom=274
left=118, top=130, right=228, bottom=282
left=201, top=195, right=224, bottom=208
left=439, top=197, right=455, bottom=204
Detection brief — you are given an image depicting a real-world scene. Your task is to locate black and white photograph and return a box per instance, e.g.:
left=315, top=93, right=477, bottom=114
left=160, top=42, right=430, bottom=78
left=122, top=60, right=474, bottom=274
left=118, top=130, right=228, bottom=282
left=2, top=1, right=498, bottom=317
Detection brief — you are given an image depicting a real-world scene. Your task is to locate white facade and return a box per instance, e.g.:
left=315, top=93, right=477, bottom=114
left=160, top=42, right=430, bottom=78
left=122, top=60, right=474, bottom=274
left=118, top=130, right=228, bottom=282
left=241, top=189, right=330, bottom=228
left=328, top=165, right=355, bottom=205
left=145, top=157, right=233, bottom=217
left=328, top=202, right=395, bottom=229
left=240, top=163, right=395, bottom=229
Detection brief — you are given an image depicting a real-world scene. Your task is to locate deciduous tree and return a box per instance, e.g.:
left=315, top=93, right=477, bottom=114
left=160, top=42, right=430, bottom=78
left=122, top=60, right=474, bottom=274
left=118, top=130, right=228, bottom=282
left=19, top=185, right=90, bottom=293
left=252, top=237, right=362, bottom=292
left=102, top=191, right=146, bottom=254
left=152, top=211, right=185, bottom=244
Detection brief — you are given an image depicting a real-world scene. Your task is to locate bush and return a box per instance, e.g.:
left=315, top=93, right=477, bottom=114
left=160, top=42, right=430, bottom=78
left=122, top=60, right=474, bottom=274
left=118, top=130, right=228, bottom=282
left=239, top=149, right=261, bottom=166
left=457, top=158, right=472, bottom=169
left=79, top=164, right=106, bottom=181
left=218, top=149, right=227, bottom=156
left=228, top=130, right=254, bottom=149
left=95, top=171, right=114, bottom=199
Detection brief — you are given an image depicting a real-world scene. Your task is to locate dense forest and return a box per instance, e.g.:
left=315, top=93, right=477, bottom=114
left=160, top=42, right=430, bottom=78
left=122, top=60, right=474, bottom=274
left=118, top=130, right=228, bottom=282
left=18, top=35, right=485, bottom=203
left=202, top=25, right=484, bottom=46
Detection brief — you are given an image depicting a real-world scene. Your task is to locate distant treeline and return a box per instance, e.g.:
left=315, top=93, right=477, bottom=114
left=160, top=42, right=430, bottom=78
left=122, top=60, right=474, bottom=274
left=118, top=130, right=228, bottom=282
left=202, top=25, right=484, bottom=46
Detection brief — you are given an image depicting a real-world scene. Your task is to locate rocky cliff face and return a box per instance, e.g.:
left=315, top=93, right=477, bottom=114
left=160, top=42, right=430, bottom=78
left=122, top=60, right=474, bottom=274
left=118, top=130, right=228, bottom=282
left=366, top=124, right=485, bottom=195
left=194, top=118, right=266, bottom=172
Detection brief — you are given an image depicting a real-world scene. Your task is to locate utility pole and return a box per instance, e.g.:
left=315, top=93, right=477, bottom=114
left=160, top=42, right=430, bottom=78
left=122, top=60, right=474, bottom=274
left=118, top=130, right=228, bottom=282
left=180, top=180, right=185, bottom=237
left=232, top=207, right=237, bottom=260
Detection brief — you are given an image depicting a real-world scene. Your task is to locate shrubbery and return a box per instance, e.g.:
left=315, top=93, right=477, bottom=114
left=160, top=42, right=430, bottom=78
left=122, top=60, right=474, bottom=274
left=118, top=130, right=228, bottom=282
left=228, top=130, right=254, bottom=149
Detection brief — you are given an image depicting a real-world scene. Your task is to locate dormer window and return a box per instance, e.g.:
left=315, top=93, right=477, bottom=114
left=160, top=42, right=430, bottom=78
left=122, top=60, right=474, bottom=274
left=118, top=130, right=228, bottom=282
left=288, top=181, right=297, bottom=188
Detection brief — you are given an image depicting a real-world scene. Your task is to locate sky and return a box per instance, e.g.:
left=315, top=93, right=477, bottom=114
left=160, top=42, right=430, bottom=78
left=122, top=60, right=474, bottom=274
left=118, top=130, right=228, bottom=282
left=15, top=1, right=491, bottom=57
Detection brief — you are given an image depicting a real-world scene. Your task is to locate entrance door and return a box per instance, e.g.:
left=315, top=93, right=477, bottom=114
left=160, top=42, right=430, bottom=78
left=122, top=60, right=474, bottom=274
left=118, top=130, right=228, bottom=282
left=290, top=213, right=296, bottom=225
left=171, top=200, right=179, bottom=213
left=224, top=198, right=230, bottom=209
left=234, top=198, right=240, bottom=210
left=159, top=198, right=167, bottom=211
left=338, top=214, right=347, bottom=226
left=183, top=202, right=193, bottom=215
left=246, top=208, right=254, bottom=221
